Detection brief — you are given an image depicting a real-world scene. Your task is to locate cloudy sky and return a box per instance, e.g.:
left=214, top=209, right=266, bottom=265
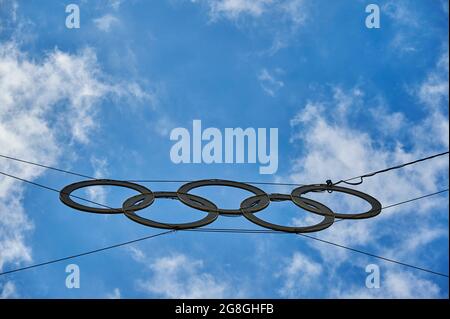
left=0, top=0, right=448, bottom=298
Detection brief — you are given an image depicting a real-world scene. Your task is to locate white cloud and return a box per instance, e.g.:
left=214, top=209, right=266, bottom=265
left=258, top=68, right=284, bottom=97
left=281, top=49, right=448, bottom=297
left=287, top=88, right=448, bottom=253
left=188, top=0, right=307, bottom=54
left=128, top=246, right=147, bottom=263
left=418, top=49, right=449, bottom=109
left=85, top=157, right=109, bottom=203
left=0, top=39, right=153, bottom=291
left=197, top=0, right=306, bottom=27
left=369, top=106, right=406, bottom=136
left=389, top=33, right=418, bottom=55
left=0, top=43, right=111, bottom=144
left=412, top=47, right=449, bottom=149
left=382, top=0, right=447, bottom=55
left=278, top=0, right=306, bottom=27
left=140, top=254, right=230, bottom=298
left=332, top=270, right=442, bottom=299
left=109, top=0, right=123, bottom=11
left=131, top=248, right=243, bottom=298
left=383, top=1, right=419, bottom=28
left=277, top=251, right=322, bottom=297
left=208, top=0, right=273, bottom=20
left=0, top=281, right=17, bottom=298
left=106, top=288, right=121, bottom=299
left=0, top=0, right=18, bottom=32
left=0, top=43, right=107, bottom=273
left=94, top=14, right=120, bottom=32
left=153, top=116, right=175, bottom=137
left=382, top=1, right=420, bottom=54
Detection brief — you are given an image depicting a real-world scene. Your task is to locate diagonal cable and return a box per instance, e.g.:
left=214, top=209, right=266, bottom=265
left=0, top=169, right=448, bottom=278
left=332, top=151, right=449, bottom=186
left=0, top=230, right=175, bottom=276
left=2, top=151, right=449, bottom=187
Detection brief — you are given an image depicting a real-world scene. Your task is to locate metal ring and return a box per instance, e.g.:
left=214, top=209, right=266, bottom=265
left=177, top=179, right=270, bottom=216
left=240, top=193, right=335, bottom=233
left=122, top=191, right=219, bottom=229
left=59, top=179, right=154, bottom=214
left=291, top=184, right=382, bottom=219
left=59, top=178, right=382, bottom=233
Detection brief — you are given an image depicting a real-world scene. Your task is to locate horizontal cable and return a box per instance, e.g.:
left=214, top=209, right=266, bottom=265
left=1, top=226, right=447, bottom=278
left=0, top=153, right=303, bottom=187
left=1, top=169, right=447, bottom=225
left=2, top=151, right=449, bottom=187
left=131, top=180, right=305, bottom=187
left=0, top=170, right=448, bottom=278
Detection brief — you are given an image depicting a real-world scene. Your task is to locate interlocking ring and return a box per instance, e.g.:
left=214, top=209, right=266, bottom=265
left=60, top=179, right=154, bottom=214
left=291, top=184, right=382, bottom=219
left=177, top=179, right=270, bottom=216
left=123, top=191, right=219, bottom=229
left=59, top=178, right=382, bottom=233
left=240, top=193, right=335, bottom=233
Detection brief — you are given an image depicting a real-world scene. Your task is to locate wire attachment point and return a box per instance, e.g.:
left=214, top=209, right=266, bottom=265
left=326, top=180, right=333, bottom=193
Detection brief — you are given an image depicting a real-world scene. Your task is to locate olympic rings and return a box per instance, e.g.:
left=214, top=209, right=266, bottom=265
left=123, top=191, right=218, bottom=230
left=60, top=179, right=154, bottom=214
left=291, top=184, right=382, bottom=219
left=240, top=193, right=335, bottom=233
left=59, top=179, right=382, bottom=233
left=177, top=179, right=270, bottom=216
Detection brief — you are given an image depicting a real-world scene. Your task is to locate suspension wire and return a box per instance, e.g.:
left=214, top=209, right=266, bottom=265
left=0, top=230, right=175, bottom=276
left=331, top=189, right=449, bottom=225
left=0, top=170, right=448, bottom=278
left=0, top=154, right=95, bottom=180
left=0, top=171, right=113, bottom=209
left=332, top=151, right=449, bottom=186
left=2, top=151, right=449, bottom=187
left=131, top=180, right=306, bottom=187
left=381, top=189, right=449, bottom=210
left=1, top=169, right=447, bottom=226
left=295, top=233, right=448, bottom=277
left=0, top=153, right=302, bottom=186
left=185, top=228, right=448, bottom=278
left=0, top=224, right=447, bottom=278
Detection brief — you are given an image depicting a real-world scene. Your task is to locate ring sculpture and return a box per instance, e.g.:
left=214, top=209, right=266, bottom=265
left=59, top=179, right=382, bottom=234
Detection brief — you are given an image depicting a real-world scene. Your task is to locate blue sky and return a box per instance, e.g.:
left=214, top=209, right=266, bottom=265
left=0, top=0, right=448, bottom=298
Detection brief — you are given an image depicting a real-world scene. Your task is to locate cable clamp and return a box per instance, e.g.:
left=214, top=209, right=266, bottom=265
left=326, top=179, right=333, bottom=193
